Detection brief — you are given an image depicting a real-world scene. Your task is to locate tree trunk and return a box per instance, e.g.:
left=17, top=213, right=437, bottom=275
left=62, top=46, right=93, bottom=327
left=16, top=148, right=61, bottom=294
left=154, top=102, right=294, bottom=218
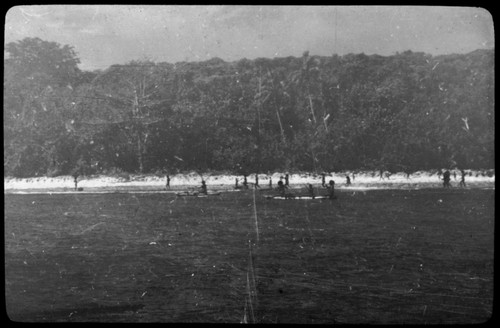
left=276, top=109, right=285, bottom=142
left=310, top=146, right=317, bottom=172
left=137, top=131, right=144, bottom=173
left=308, top=94, right=317, bottom=123
left=256, top=76, right=262, bottom=171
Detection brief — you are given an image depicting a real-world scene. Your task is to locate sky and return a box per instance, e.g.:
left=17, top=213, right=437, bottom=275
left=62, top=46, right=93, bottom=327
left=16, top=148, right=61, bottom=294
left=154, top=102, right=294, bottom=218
left=4, top=5, right=494, bottom=71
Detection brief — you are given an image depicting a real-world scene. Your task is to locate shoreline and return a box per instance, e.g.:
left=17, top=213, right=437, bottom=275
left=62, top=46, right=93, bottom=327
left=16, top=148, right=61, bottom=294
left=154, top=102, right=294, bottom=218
left=4, top=170, right=495, bottom=193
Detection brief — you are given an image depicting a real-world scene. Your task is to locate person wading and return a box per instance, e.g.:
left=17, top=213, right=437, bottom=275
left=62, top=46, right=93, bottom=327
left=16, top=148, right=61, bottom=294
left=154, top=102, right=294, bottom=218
left=443, top=170, right=451, bottom=188
left=307, top=183, right=315, bottom=199
left=200, top=180, right=208, bottom=195
left=277, top=180, right=286, bottom=197
left=459, top=169, right=467, bottom=187
left=326, top=180, right=337, bottom=199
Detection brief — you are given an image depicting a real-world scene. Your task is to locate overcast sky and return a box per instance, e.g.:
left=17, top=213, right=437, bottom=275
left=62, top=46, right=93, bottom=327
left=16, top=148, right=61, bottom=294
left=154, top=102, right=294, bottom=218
left=5, top=5, right=494, bottom=71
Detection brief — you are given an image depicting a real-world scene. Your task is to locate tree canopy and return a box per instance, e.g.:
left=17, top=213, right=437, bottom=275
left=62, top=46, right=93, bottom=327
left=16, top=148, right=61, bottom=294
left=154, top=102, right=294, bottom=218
left=4, top=38, right=495, bottom=177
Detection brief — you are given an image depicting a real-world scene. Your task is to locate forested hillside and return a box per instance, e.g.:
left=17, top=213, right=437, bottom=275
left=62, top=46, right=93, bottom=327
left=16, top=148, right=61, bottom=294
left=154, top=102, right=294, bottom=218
left=4, top=38, right=494, bottom=177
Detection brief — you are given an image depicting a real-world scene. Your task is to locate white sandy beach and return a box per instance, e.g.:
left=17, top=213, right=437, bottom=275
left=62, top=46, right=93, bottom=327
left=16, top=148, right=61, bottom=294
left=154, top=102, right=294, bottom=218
left=4, top=170, right=495, bottom=193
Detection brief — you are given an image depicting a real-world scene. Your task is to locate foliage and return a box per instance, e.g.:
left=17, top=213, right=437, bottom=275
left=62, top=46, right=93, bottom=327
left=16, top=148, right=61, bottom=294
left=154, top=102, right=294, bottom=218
left=4, top=38, right=83, bottom=176
left=4, top=37, right=495, bottom=177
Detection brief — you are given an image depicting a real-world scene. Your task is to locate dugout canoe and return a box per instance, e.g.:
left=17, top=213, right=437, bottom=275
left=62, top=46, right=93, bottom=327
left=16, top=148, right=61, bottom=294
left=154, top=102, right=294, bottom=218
left=176, top=191, right=221, bottom=197
left=265, top=195, right=335, bottom=200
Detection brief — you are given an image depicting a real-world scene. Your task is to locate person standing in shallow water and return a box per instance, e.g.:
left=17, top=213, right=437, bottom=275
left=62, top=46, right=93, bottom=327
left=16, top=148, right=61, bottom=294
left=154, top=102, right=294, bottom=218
left=442, top=170, right=451, bottom=188
left=200, top=180, right=207, bottom=195
left=277, top=180, right=286, bottom=196
left=346, top=175, right=351, bottom=186
left=326, top=180, right=337, bottom=199
left=459, top=169, right=467, bottom=188
left=307, top=183, right=315, bottom=199
left=166, top=175, right=170, bottom=189
left=321, top=173, right=326, bottom=187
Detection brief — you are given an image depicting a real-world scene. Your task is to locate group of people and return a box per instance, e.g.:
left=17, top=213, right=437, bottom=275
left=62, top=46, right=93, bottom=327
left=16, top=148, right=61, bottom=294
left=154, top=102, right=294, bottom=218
left=235, top=174, right=290, bottom=190
left=323, top=173, right=352, bottom=187
left=233, top=173, right=338, bottom=200
left=176, top=168, right=469, bottom=198
left=442, top=169, right=467, bottom=188
left=234, top=175, right=253, bottom=189
left=188, top=180, right=208, bottom=195
left=190, top=174, right=339, bottom=200
left=277, top=179, right=337, bottom=200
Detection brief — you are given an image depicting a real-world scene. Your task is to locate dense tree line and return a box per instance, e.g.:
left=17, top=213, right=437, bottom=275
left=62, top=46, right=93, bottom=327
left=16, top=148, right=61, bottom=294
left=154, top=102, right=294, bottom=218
left=4, top=38, right=494, bottom=177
